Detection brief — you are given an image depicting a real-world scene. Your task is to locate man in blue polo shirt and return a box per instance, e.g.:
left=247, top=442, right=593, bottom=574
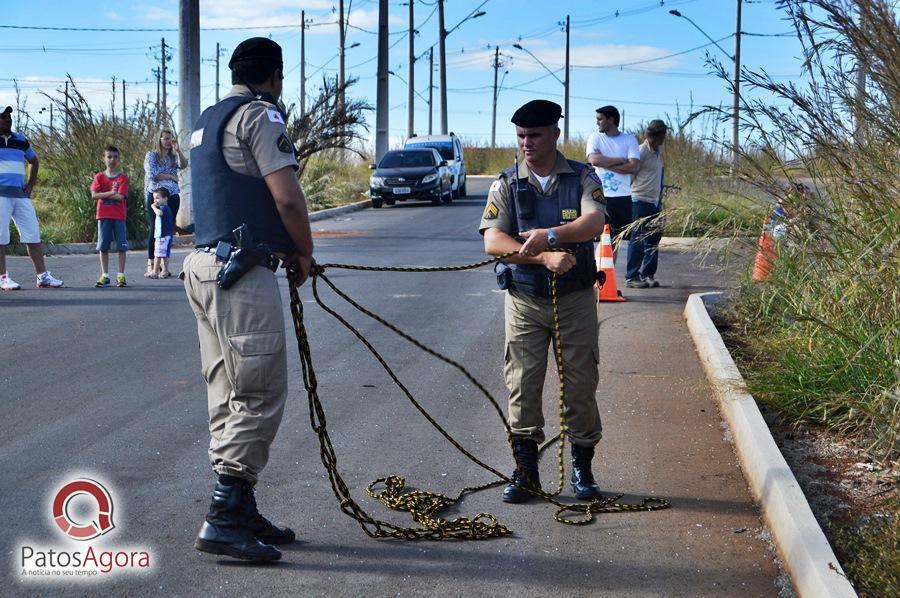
left=0, top=106, right=63, bottom=290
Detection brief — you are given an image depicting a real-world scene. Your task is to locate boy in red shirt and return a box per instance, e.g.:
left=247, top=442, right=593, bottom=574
left=90, top=145, right=130, bottom=287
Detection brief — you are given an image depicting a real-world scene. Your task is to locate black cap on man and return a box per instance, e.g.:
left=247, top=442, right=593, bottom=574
left=229, top=37, right=284, bottom=86
left=511, top=100, right=563, bottom=128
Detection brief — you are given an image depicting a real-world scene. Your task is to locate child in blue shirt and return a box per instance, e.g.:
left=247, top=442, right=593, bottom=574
left=149, top=188, right=174, bottom=278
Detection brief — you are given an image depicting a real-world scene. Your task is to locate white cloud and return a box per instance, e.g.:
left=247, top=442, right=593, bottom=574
left=105, top=11, right=122, bottom=21
left=446, top=42, right=681, bottom=72
left=138, top=1, right=402, bottom=38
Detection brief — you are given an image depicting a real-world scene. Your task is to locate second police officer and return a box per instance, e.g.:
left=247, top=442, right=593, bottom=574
left=479, top=100, right=607, bottom=504
left=183, top=37, right=314, bottom=562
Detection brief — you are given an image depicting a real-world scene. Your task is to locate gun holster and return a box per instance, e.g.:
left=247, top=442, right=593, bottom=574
left=216, top=225, right=278, bottom=290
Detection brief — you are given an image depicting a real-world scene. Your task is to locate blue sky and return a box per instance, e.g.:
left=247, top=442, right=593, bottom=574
left=1, top=0, right=803, bottom=148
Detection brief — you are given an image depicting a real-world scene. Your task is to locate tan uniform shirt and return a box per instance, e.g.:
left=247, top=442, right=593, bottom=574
left=630, top=140, right=663, bottom=204
left=221, top=85, right=298, bottom=177
left=479, top=151, right=605, bottom=234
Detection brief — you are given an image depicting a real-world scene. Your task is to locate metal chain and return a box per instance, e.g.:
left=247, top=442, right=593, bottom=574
left=288, top=251, right=669, bottom=540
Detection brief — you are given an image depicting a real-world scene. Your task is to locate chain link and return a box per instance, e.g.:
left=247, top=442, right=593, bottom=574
left=289, top=251, right=669, bottom=540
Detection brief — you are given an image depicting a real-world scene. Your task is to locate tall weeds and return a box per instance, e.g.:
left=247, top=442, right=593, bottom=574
left=703, top=0, right=899, bottom=461
left=23, top=79, right=158, bottom=244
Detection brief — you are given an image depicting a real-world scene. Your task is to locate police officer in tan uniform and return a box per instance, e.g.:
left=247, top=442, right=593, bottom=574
left=480, top=100, right=606, bottom=504
left=183, top=37, right=314, bottom=562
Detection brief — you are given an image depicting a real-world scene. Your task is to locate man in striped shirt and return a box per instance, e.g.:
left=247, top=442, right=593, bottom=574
left=0, top=106, right=62, bottom=290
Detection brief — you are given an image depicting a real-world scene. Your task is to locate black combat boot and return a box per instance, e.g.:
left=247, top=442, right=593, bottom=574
left=195, top=478, right=282, bottom=561
left=571, top=443, right=603, bottom=500
left=245, top=486, right=296, bottom=545
left=502, top=439, right=541, bottom=504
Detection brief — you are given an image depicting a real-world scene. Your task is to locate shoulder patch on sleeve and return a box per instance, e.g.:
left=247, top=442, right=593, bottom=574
left=483, top=201, right=500, bottom=220
left=489, top=180, right=503, bottom=193
left=267, top=108, right=285, bottom=124
left=276, top=132, right=295, bottom=154
left=588, top=171, right=602, bottom=186
left=591, top=188, right=604, bottom=201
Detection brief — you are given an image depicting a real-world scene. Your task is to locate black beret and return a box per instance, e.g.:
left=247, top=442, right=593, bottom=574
left=511, top=100, right=562, bottom=127
left=1, top=106, right=12, bottom=116
left=229, top=37, right=283, bottom=69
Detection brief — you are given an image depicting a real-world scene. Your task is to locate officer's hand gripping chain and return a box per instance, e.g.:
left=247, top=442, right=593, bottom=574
left=288, top=251, right=669, bottom=540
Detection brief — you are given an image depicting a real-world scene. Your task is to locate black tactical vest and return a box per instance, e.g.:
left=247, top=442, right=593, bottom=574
left=494, top=160, right=597, bottom=298
left=191, top=94, right=294, bottom=253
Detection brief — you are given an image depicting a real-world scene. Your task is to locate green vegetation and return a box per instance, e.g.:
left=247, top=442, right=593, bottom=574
left=834, top=508, right=899, bottom=597
left=13, top=83, right=157, bottom=245
left=699, top=2, right=898, bottom=593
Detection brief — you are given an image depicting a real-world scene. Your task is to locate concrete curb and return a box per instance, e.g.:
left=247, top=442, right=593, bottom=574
left=683, top=292, right=857, bottom=598
left=22, top=199, right=374, bottom=256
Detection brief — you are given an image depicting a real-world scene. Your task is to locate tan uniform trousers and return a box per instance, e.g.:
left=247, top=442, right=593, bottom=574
left=504, top=287, right=602, bottom=446
left=182, top=250, right=288, bottom=484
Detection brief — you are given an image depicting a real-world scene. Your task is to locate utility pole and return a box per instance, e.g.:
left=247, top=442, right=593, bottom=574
left=564, top=14, right=570, bottom=143
left=376, top=0, right=389, bottom=160
left=153, top=68, right=160, bottom=119
left=428, top=47, right=434, bottom=134
left=491, top=46, right=500, bottom=147
left=731, top=0, right=742, bottom=170
left=338, top=0, right=346, bottom=115
left=178, top=0, right=200, bottom=227
left=111, top=77, right=116, bottom=123
left=161, top=37, right=168, bottom=125
left=215, top=42, right=221, bottom=102
left=122, top=79, right=126, bottom=122
left=437, top=0, right=448, bottom=134
left=407, top=0, right=415, bottom=138
left=300, top=10, right=306, bottom=117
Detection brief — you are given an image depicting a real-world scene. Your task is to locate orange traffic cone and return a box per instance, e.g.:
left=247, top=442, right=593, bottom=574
left=751, top=218, right=777, bottom=282
left=596, top=224, right=625, bottom=302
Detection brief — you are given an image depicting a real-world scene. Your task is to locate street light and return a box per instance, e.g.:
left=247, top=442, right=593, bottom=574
left=512, top=44, right=564, bottom=84
left=438, top=0, right=487, bottom=133
left=670, top=3, right=742, bottom=171
left=512, top=40, right=570, bottom=142
left=668, top=10, right=733, bottom=61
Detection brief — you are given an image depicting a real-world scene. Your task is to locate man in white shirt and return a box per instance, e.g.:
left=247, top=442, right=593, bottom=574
left=585, top=106, right=640, bottom=262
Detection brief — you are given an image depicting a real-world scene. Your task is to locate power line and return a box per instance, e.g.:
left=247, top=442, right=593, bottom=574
left=0, top=20, right=339, bottom=33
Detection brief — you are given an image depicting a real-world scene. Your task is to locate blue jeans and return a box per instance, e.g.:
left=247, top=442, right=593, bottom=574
left=97, top=219, right=128, bottom=252
left=626, top=200, right=662, bottom=281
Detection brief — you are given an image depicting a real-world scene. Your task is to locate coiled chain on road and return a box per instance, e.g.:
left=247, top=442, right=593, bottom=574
left=288, top=251, right=669, bottom=540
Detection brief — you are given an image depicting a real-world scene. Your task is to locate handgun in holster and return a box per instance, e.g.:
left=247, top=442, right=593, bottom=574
left=216, top=224, right=279, bottom=290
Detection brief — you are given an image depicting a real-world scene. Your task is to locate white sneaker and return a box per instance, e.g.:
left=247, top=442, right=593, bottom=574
left=36, top=271, right=64, bottom=288
left=1, top=275, right=22, bottom=291
left=645, top=276, right=660, bottom=288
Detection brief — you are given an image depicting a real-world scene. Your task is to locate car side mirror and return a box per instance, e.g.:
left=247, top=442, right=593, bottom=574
left=369, top=163, right=377, bottom=170
left=440, top=160, right=448, bottom=167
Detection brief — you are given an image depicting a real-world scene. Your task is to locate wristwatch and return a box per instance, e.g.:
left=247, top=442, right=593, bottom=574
left=546, top=227, right=558, bottom=248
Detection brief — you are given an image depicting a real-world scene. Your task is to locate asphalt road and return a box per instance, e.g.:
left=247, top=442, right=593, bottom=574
left=1, top=177, right=785, bottom=596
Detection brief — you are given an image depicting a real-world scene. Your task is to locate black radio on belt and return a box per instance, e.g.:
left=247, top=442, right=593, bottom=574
left=216, top=224, right=278, bottom=290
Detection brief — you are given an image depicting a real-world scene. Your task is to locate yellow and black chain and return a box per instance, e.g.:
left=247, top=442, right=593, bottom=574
left=288, top=251, right=669, bottom=540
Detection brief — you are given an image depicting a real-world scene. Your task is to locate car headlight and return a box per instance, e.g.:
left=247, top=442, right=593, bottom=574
left=421, top=173, right=438, bottom=184
left=370, top=176, right=384, bottom=187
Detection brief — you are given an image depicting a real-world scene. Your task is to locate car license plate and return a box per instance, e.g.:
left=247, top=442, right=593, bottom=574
left=393, top=187, right=411, bottom=194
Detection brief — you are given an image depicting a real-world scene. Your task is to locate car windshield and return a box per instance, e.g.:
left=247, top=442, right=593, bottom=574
left=407, top=141, right=454, bottom=161
left=379, top=151, right=436, bottom=168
